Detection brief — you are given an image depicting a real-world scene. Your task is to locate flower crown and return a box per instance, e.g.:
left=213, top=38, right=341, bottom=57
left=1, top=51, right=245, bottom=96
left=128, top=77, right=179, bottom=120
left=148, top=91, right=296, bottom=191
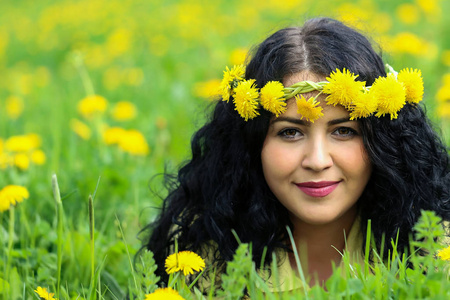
left=219, top=64, right=424, bottom=122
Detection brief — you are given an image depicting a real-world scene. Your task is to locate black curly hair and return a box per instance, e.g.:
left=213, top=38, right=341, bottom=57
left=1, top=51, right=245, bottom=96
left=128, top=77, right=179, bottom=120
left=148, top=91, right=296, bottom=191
left=141, top=17, right=450, bottom=285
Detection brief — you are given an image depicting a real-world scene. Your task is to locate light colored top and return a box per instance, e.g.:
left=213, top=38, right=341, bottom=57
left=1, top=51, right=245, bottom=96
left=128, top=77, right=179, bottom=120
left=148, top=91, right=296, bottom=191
left=198, top=217, right=365, bottom=295
left=262, top=216, right=364, bottom=293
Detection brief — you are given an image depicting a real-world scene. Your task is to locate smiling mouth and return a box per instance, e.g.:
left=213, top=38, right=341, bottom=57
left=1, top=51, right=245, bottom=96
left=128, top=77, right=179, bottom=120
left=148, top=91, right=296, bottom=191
left=295, top=181, right=340, bottom=197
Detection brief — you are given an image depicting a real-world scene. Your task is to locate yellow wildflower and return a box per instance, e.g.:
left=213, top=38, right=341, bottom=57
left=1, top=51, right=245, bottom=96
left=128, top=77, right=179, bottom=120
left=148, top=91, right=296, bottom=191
left=416, top=0, right=440, bottom=16
left=233, top=79, right=260, bottom=121
left=34, top=286, right=57, bottom=300
left=6, top=95, right=24, bottom=119
left=295, top=95, right=324, bottom=123
left=230, top=48, right=248, bottom=65
left=5, top=134, right=41, bottom=152
left=14, top=153, right=30, bottom=170
left=438, top=102, right=450, bottom=118
left=349, top=91, right=378, bottom=120
left=77, top=95, right=108, bottom=119
left=70, top=119, right=91, bottom=140
left=397, top=68, right=423, bottom=104
left=165, top=251, right=206, bottom=276
left=390, top=32, right=423, bottom=56
left=145, top=287, right=185, bottom=300
left=371, top=74, right=406, bottom=120
left=220, top=65, right=245, bottom=102
left=0, top=185, right=29, bottom=212
left=31, top=149, right=46, bottom=165
left=260, top=81, right=286, bottom=117
left=117, top=129, right=150, bottom=156
left=106, top=28, right=132, bottom=57
left=437, top=245, right=450, bottom=261
left=396, top=4, right=420, bottom=25
left=323, top=69, right=365, bottom=108
left=193, top=79, right=221, bottom=99
left=102, top=127, right=127, bottom=145
left=111, top=101, right=137, bottom=121
left=436, top=82, right=450, bottom=103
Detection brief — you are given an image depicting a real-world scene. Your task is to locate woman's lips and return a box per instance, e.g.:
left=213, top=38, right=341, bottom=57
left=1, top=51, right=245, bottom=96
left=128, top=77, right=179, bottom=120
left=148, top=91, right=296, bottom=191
left=295, top=181, right=340, bottom=197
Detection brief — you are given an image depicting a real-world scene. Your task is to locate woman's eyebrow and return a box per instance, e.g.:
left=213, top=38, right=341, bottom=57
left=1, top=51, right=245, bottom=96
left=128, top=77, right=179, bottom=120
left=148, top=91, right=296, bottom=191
left=271, top=116, right=308, bottom=126
left=328, top=117, right=353, bottom=126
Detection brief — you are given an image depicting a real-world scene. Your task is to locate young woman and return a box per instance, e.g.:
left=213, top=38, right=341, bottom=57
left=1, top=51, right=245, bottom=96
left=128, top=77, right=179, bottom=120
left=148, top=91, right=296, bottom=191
left=142, top=17, right=450, bottom=291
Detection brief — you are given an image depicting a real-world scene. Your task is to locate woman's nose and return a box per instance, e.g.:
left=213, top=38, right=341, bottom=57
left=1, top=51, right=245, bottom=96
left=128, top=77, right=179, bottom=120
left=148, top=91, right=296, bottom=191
left=301, top=137, right=333, bottom=171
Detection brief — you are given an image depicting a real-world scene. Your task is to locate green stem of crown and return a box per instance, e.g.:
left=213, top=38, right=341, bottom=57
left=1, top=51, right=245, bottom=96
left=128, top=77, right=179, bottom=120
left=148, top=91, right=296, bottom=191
left=283, top=81, right=328, bottom=99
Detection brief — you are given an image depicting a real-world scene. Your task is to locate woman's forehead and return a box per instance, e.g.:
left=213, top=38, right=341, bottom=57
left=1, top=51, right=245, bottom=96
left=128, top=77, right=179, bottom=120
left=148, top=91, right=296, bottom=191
left=283, top=71, right=325, bottom=86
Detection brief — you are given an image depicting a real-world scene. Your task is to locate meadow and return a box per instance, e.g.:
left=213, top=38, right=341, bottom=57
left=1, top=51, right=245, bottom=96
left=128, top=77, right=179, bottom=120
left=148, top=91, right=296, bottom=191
left=1, top=0, right=450, bottom=299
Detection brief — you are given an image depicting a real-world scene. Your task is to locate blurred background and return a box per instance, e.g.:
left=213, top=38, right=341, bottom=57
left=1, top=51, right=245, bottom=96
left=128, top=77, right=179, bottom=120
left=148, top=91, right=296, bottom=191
left=1, top=0, right=450, bottom=298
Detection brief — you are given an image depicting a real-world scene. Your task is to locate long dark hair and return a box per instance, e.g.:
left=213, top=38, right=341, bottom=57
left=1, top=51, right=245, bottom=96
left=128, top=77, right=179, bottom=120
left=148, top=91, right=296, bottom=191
left=141, top=17, right=450, bottom=284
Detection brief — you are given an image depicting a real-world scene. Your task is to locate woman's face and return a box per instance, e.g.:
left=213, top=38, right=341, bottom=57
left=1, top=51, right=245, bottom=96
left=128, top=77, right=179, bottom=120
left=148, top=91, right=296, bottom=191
left=261, top=72, right=372, bottom=228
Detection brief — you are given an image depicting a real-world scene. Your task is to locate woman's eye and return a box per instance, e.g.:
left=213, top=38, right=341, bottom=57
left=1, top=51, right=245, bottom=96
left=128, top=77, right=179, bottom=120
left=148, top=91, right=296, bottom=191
left=333, top=127, right=357, bottom=137
left=278, top=128, right=302, bottom=139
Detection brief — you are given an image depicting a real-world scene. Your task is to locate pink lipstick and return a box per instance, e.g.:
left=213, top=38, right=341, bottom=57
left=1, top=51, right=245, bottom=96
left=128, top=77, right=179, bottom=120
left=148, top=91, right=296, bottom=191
left=295, top=181, right=340, bottom=197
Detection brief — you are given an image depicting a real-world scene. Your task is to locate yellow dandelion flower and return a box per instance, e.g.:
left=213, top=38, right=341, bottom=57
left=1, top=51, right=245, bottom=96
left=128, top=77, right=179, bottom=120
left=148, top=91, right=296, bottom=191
left=31, top=149, right=46, bottom=165
left=145, top=287, right=185, bottom=300
left=438, top=102, right=450, bottom=118
left=397, top=68, right=423, bottom=104
left=390, top=32, right=424, bottom=56
left=437, top=245, right=450, bottom=261
left=233, top=79, right=260, bottom=121
left=14, top=153, right=29, bottom=170
left=349, top=91, right=378, bottom=120
left=111, top=101, right=137, bottom=121
left=102, top=127, right=127, bottom=145
left=230, top=48, right=248, bottom=65
left=0, top=185, right=29, bottom=212
left=396, top=4, right=420, bottom=25
left=117, top=129, right=150, bottom=156
left=165, top=251, right=206, bottom=276
left=371, top=74, right=406, bottom=120
left=193, top=79, right=221, bottom=99
left=323, top=69, right=366, bottom=108
left=70, top=119, right=92, bottom=140
left=220, top=65, right=245, bottom=102
left=260, top=81, right=286, bottom=117
left=5, top=134, right=41, bottom=153
left=77, top=95, right=108, bottom=119
left=34, top=286, right=56, bottom=300
left=6, top=95, right=24, bottom=119
left=295, top=95, right=324, bottom=123
left=436, top=82, right=450, bottom=103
